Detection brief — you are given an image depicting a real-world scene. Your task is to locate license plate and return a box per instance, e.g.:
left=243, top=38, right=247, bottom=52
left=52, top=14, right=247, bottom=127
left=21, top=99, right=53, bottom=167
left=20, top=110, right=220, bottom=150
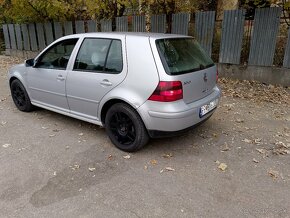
left=199, top=98, right=219, bottom=118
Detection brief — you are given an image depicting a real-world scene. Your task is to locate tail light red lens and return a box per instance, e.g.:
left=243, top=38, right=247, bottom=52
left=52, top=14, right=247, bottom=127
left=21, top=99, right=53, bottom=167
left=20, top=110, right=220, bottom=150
left=148, top=81, right=183, bottom=102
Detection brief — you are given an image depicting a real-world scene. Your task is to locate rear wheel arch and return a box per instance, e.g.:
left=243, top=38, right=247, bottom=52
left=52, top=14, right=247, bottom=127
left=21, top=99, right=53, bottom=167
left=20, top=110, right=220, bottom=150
left=100, top=99, right=138, bottom=126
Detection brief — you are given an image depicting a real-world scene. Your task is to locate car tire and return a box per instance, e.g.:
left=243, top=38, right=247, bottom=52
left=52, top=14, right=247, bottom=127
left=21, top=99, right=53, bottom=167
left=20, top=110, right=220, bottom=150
left=10, top=79, right=34, bottom=112
left=105, top=103, right=149, bottom=152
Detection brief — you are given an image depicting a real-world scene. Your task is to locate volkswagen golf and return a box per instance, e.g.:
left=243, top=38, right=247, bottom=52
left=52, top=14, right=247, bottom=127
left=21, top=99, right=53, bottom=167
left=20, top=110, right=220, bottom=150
left=8, top=32, right=221, bottom=151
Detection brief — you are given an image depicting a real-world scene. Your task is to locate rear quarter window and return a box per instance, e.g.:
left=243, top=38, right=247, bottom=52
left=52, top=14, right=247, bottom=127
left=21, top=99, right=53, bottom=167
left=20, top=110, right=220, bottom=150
left=156, top=38, right=214, bottom=75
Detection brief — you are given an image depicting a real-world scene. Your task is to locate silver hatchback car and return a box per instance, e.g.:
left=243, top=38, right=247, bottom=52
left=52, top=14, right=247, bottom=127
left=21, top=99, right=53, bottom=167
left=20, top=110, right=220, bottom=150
left=8, top=32, right=221, bottom=151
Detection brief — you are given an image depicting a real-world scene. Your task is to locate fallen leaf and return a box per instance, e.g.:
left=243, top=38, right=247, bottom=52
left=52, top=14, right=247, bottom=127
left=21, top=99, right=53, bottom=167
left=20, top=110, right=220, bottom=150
left=218, top=163, right=227, bottom=171
left=70, top=164, right=80, bottom=170
left=160, top=167, right=175, bottom=173
left=150, top=160, right=158, bottom=165
left=2, top=143, right=11, bottom=148
left=212, top=133, right=218, bottom=137
left=254, top=138, right=262, bottom=145
left=236, top=119, right=244, bottom=123
left=268, top=169, right=279, bottom=179
left=162, top=153, right=173, bottom=158
left=253, top=158, right=259, bottom=163
left=165, top=167, right=175, bottom=171
left=108, top=154, right=113, bottom=160
left=221, top=142, right=230, bottom=151
left=273, top=149, right=289, bottom=155
left=242, top=138, right=252, bottom=144
left=273, top=142, right=290, bottom=155
left=88, top=167, right=96, bottom=172
left=275, top=141, right=289, bottom=148
left=123, top=155, right=131, bottom=159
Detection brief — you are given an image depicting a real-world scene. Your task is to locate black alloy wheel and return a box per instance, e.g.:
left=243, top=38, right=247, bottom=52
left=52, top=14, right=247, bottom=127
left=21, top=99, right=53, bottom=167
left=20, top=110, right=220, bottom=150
left=10, top=79, right=34, bottom=112
left=105, top=103, right=149, bottom=152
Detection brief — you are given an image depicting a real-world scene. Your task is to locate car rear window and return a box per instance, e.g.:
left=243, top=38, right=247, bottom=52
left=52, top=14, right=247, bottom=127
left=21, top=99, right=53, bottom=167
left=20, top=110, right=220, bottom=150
left=156, top=38, right=214, bottom=75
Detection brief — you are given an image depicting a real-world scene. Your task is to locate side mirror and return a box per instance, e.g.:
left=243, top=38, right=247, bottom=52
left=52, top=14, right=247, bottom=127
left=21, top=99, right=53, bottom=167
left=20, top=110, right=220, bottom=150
left=25, top=58, right=36, bottom=67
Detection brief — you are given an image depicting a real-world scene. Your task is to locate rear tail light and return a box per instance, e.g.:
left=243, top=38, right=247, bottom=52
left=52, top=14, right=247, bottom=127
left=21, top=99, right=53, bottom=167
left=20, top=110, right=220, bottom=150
left=148, top=81, right=183, bottom=102
left=216, top=70, right=219, bottom=83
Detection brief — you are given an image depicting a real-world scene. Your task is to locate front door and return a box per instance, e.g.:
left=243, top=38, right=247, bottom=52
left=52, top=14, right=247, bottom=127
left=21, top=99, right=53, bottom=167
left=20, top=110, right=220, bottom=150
left=66, top=37, right=126, bottom=120
left=27, top=38, right=79, bottom=111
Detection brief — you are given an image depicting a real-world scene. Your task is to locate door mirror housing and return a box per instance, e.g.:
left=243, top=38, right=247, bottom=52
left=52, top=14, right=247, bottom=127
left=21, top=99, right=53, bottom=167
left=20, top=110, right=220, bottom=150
left=25, top=58, right=37, bottom=67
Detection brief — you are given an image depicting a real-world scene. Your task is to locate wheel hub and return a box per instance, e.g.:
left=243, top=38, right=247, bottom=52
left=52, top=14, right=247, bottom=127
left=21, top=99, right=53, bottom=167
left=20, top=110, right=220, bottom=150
left=118, top=123, right=128, bottom=136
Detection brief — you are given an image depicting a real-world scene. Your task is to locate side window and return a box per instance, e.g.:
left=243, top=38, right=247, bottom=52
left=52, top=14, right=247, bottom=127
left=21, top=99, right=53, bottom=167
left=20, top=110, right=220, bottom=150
left=105, top=40, right=123, bottom=73
left=74, top=38, right=111, bottom=72
left=36, top=38, right=78, bottom=70
left=74, top=38, right=123, bottom=74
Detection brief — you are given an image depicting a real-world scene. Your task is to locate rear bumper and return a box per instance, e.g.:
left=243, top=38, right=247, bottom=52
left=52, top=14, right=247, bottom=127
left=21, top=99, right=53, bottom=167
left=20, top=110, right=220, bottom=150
left=137, top=86, right=221, bottom=132
left=148, top=113, right=213, bottom=138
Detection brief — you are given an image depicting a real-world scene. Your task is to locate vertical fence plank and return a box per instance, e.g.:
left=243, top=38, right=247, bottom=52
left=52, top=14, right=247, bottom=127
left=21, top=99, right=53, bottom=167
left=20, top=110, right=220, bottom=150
left=101, top=20, right=112, bottom=32
left=87, top=20, right=97, bottom=32
left=171, top=13, right=190, bottom=35
left=54, top=22, right=63, bottom=39
left=8, top=24, right=17, bottom=50
left=2, top=24, right=11, bottom=49
left=248, top=7, right=282, bottom=66
left=116, top=16, right=128, bottom=32
left=283, top=28, right=290, bottom=68
left=36, top=23, right=46, bottom=50
left=75, top=20, right=85, bottom=33
left=28, top=23, right=38, bottom=51
left=219, top=10, right=245, bottom=64
left=151, top=14, right=166, bottom=33
left=15, top=24, right=23, bottom=50
left=44, top=22, right=54, bottom=45
left=64, top=21, right=73, bottom=35
left=195, top=11, right=216, bottom=56
left=132, top=15, right=146, bottom=32
left=21, top=24, right=30, bottom=51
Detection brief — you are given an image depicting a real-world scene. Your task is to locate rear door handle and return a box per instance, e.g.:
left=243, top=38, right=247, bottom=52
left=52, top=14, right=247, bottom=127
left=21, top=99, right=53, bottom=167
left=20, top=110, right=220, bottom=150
left=57, top=75, right=65, bottom=81
left=100, top=79, right=112, bottom=86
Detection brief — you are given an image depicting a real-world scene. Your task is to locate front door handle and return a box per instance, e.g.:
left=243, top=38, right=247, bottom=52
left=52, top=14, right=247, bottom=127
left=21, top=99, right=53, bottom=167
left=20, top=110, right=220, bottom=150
left=57, top=75, right=65, bottom=81
left=100, top=79, right=112, bottom=86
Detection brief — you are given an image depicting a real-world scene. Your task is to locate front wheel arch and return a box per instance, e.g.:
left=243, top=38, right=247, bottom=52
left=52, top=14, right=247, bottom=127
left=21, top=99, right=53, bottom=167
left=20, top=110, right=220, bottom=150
left=10, top=78, right=34, bottom=112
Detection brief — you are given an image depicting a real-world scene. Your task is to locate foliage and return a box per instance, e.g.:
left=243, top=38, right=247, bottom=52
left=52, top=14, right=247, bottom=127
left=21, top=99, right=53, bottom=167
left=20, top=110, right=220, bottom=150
left=240, top=0, right=271, bottom=19
left=0, top=0, right=217, bottom=23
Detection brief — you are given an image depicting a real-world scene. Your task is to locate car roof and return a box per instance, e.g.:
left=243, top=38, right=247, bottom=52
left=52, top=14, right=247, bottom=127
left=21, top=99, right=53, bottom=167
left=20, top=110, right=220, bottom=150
left=60, top=32, right=192, bottom=40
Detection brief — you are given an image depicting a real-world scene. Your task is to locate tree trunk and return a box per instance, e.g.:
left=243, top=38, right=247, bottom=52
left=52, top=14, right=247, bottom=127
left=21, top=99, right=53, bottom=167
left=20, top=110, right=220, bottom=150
left=217, top=0, right=239, bottom=20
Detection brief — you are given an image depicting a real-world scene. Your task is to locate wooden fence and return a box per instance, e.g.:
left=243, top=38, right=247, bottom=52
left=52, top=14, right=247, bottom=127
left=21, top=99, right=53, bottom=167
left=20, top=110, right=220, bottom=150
left=2, top=8, right=290, bottom=68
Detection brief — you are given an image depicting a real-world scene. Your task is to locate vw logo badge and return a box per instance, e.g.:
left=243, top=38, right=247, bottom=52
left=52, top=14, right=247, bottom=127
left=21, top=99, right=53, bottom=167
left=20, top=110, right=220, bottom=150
left=203, top=73, right=208, bottom=82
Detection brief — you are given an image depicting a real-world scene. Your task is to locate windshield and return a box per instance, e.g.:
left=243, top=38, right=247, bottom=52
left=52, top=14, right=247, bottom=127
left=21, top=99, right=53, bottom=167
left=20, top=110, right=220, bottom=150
left=156, top=38, right=214, bottom=75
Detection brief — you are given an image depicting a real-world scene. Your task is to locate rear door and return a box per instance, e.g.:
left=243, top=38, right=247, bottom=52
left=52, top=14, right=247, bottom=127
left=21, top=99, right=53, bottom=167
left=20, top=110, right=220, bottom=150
left=66, top=37, right=126, bottom=120
left=154, top=37, right=217, bottom=104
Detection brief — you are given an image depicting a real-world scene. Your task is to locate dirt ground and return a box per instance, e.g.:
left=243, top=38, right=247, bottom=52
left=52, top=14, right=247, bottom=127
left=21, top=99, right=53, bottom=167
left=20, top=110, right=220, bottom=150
left=0, top=56, right=290, bottom=218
